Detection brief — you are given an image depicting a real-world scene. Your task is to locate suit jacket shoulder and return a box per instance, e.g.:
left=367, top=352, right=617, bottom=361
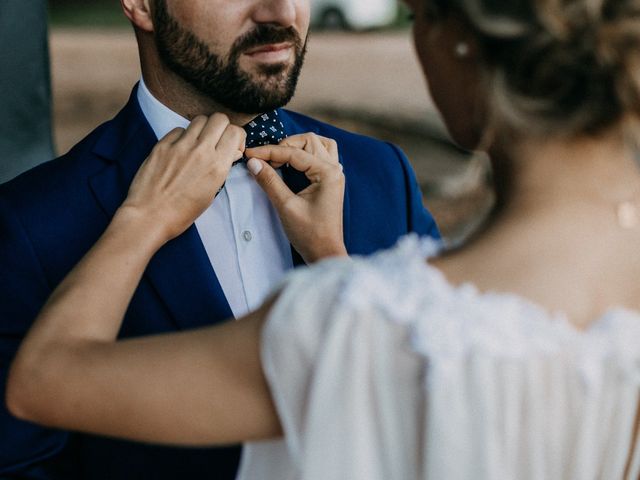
left=280, top=109, right=440, bottom=251
left=281, top=109, right=403, bottom=166
left=0, top=88, right=152, bottom=213
left=0, top=88, right=157, bottom=292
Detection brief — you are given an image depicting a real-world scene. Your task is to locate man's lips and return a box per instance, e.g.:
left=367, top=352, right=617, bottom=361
left=243, top=42, right=294, bottom=63
left=244, top=42, right=293, bottom=55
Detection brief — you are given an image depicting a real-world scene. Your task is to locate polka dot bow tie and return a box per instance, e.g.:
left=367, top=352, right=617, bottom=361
left=217, top=110, right=287, bottom=196
left=232, top=110, right=287, bottom=167
left=244, top=110, right=287, bottom=149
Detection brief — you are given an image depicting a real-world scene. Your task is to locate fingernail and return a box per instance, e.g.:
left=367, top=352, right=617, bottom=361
left=247, top=158, right=263, bottom=175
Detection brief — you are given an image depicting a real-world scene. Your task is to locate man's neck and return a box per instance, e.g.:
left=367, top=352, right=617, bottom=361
left=141, top=70, right=259, bottom=126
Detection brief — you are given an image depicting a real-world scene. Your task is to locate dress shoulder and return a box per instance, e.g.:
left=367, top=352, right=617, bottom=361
left=260, top=235, right=440, bottom=479
left=262, top=234, right=440, bottom=364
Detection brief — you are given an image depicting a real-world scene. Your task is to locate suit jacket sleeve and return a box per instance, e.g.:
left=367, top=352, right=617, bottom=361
left=0, top=195, right=68, bottom=477
left=386, top=142, right=441, bottom=239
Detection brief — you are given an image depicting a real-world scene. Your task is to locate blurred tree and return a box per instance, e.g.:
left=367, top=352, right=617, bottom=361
left=48, top=0, right=109, bottom=5
left=49, top=0, right=127, bottom=27
left=0, top=0, right=54, bottom=183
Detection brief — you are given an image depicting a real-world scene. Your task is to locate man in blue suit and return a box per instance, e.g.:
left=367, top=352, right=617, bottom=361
left=0, top=0, right=439, bottom=478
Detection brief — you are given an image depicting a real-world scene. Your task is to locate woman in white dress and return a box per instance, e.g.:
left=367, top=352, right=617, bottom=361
left=7, top=0, right=640, bottom=478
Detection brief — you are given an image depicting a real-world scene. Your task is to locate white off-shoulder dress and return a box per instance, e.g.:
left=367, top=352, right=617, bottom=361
left=237, top=236, right=640, bottom=480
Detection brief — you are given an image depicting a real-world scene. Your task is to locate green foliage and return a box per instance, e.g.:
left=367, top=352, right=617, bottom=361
left=391, top=2, right=413, bottom=29
left=48, top=0, right=129, bottom=27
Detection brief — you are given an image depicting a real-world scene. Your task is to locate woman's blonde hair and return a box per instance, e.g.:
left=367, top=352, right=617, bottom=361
left=429, top=0, right=640, bottom=137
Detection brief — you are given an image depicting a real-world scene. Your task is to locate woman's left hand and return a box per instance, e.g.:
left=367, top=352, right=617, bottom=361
left=121, top=113, right=246, bottom=244
left=246, top=133, right=347, bottom=263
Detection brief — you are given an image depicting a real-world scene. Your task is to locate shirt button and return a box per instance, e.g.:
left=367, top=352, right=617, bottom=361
left=242, top=230, right=253, bottom=242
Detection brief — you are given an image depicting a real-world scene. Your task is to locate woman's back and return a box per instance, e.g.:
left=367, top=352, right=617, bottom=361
left=432, top=136, right=640, bottom=329
left=258, top=236, right=640, bottom=479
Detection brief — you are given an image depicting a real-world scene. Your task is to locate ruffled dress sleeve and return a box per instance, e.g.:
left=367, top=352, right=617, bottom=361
left=261, top=254, right=426, bottom=480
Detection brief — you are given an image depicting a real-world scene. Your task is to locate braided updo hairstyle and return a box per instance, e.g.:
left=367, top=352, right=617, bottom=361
left=428, top=0, right=640, bottom=138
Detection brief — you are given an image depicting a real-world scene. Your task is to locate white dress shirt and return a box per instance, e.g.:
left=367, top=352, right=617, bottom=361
left=138, top=79, right=297, bottom=479
left=136, top=78, right=294, bottom=318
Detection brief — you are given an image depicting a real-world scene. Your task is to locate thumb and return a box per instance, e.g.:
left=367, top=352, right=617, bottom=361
left=247, top=158, right=294, bottom=208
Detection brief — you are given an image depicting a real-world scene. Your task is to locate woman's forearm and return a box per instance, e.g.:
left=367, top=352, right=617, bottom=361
left=4, top=122, right=346, bottom=445
left=7, top=206, right=167, bottom=415
left=27, top=206, right=164, bottom=340
left=7, top=203, right=281, bottom=445
left=6, top=117, right=285, bottom=444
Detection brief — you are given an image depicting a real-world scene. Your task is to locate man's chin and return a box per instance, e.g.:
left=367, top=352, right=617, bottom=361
left=239, top=60, right=292, bottom=78
left=242, top=69, right=296, bottom=97
left=211, top=63, right=300, bottom=113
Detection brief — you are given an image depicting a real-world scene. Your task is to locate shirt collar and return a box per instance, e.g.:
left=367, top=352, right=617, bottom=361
left=137, top=77, right=190, bottom=140
left=137, top=78, right=254, bottom=178
left=136, top=78, right=289, bottom=180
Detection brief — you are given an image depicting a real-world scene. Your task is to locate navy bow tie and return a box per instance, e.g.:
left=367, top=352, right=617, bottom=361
left=231, top=110, right=287, bottom=167
left=244, top=110, right=287, bottom=148
left=217, top=110, right=287, bottom=196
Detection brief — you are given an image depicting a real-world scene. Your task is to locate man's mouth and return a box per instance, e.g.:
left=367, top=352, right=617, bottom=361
left=243, top=42, right=294, bottom=63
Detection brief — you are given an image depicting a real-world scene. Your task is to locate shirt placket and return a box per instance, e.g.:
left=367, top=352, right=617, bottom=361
left=226, top=168, right=263, bottom=313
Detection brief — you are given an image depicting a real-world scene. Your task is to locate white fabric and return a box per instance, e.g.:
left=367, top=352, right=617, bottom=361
left=137, top=78, right=294, bottom=476
left=256, top=235, right=640, bottom=480
left=137, top=78, right=293, bottom=317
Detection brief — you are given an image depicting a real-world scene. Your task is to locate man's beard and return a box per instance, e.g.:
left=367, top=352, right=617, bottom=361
left=152, top=0, right=307, bottom=114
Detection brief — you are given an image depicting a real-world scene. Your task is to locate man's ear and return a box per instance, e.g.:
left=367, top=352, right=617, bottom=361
left=121, top=0, right=154, bottom=32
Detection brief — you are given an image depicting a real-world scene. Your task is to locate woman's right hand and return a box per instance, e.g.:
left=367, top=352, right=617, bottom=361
left=120, top=113, right=246, bottom=244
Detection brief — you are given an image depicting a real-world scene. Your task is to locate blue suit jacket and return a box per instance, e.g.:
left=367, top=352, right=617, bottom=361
left=0, top=87, right=439, bottom=479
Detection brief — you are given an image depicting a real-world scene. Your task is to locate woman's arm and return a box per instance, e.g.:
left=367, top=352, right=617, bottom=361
left=6, top=115, right=346, bottom=446
left=7, top=209, right=280, bottom=445
left=6, top=114, right=281, bottom=446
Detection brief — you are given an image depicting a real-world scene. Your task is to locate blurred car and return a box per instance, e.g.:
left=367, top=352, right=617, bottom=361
left=311, top=0, right=398, bottom=30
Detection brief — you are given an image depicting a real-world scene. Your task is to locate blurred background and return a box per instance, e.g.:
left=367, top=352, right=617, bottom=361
left=41, top=0, right=493, bottom=239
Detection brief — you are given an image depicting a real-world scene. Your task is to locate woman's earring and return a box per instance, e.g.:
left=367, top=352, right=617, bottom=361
left=454, top=42, right=470, bottom=58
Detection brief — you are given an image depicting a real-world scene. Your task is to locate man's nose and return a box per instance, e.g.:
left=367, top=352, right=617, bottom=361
left=252, top=0, right=297, bottom=27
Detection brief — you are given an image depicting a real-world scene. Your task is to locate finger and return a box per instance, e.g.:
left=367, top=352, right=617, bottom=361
left=180, top=115, right=209, bottom=143
left=316, top=137, right=339, bottom=163
left=282, top=133, right=334, bottom=154
left=197, top=113, right=231, bottom=147
left=294, top=135, right=339, bottom=166
left=216, top=124, right=246, bottom=162
left=278, top=135, right=330, bottom=158
left=272, top=134, right=338, bottom=168
left=159, top=127, right=186, bottom=145
left=245, top=145, right=315, bottom=172
left=247, top=158, right=295, bottom=208
left=277, top=134, right=310, bottom=151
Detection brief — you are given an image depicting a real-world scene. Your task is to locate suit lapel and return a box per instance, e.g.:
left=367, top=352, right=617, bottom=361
left=142, top=227, right=233, bottom=327
left=89, top=86, right=233, bottom=330
left=85, top=100, right=349, bottom=330
left=279, top=109, right=352, bottom=265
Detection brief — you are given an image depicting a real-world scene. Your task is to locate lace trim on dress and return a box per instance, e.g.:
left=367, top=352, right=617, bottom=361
left=338, top=234, right=640, bottom=386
